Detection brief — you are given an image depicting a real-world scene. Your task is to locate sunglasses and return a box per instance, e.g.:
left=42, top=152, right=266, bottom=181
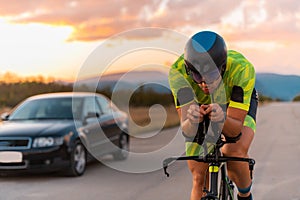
left=185, top=61, right=221, bottom=84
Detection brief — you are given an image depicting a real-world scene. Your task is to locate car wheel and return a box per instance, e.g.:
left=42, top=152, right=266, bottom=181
left=66, top=141, right=87, bottom=176
left=113, top=133, right=129, bottom=160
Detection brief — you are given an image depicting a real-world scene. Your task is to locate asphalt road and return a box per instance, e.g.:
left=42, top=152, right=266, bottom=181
left=1, top=102, right=300, bottom=200
left=250, top=102, right=300, bottom=199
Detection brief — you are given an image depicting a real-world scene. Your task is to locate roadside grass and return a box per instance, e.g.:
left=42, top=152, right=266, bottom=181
left=127, top=105, right=180, bottom=135
left=0, top=107, right=11, bottom=122
left=0, top=107, right=10, bottom=116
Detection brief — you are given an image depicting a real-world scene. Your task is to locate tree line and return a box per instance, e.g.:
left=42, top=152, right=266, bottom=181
left=1, top=80, right=299, bottom=110
left=0, top=81, right=176, bottom=109
left=258, top=93, right=300, bottom=102
left=96, top=84, right=174, bottom=108
left=0, top=82, right=74, bottom=107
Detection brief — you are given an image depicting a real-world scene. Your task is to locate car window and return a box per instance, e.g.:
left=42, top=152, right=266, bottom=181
left=10, top=98, right=76, bottom=120
left=96, top=96, right=115, bottom=115
left=83, top=97, right=102, bottom=117
left=10, top=100, right=40, bottom=119
left=44, top=98, right=74, bottom=119
left=72, top=98, right=83, bottom=120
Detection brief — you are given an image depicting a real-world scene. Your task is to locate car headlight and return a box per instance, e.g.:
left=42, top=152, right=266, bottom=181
left=32, top=137, right=64, bottom=148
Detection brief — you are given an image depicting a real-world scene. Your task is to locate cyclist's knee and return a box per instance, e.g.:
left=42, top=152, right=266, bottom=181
left=224, top=148, right=248, bottom=158
left=222, top=142, right=249, bottom=157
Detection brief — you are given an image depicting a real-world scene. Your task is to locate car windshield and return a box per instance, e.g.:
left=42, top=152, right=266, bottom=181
left=9, top=97, right=83, bottom=120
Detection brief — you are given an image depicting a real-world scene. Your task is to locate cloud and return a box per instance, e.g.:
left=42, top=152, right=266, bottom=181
left=0, top=0, right=240, bottom=41
left=0, top=0, right=163, bottom=40
left=0, top=0, right=299, bottom=44
left=220, top=0, right=300, bottom=43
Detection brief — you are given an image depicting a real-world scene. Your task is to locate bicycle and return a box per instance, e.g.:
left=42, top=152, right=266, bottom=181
left=163, top=133, right=255, bottom=200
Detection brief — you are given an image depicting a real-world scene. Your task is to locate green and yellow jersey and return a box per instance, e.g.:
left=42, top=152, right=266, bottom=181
left=169, top=50, right=257, bottom=156
left=169, top=50, right=255, bottom=111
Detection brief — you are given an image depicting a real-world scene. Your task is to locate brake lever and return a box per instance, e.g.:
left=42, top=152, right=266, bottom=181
left=163, top=157, right=176, bottom=177
left=248, top=159, right=255, bottom=180
left=163, top=165, right=170, bottom=177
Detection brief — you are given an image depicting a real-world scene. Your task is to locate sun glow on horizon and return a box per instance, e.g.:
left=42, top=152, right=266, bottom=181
left=0, top=18, right=74, bottom=44
left=0, top=18, right=93, bottom=81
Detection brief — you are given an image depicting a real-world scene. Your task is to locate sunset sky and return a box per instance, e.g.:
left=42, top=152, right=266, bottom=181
left=0, top=0, right=300, bottom=81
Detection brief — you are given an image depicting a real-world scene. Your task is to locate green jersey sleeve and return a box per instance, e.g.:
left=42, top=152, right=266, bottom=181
left=168, top=55, right=194, bottom=108
left=226, top=50, right=256, bottom=111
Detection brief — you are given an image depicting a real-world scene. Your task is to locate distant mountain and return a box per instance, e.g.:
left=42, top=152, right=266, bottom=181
left=255, top=73, right=300, bottom=101
left=75, top=70, right=171, bottom=94
left=74, top=71, right=300, bottom=101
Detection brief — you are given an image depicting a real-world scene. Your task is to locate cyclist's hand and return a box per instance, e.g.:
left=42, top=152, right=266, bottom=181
left=187, top=104, right=205, bottom=123
left=206, top=104, right=225, bottom=122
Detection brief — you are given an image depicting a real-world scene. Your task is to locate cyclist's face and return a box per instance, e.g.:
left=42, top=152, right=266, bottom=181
left=198, top=75, right=222, bottom=94
left=187, top=68, right=222, bottom=94
left=189, top=69, right=220, bottom=85
left=185, top=62, right=222, bottom=94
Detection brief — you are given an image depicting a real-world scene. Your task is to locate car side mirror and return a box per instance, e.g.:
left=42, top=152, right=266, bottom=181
left=83, top=112, right=100, bottom=125
left=1, top=112, right=9, bottom=121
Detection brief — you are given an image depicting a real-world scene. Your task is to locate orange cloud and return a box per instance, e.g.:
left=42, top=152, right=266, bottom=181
left=0, top=0, right=299, bottom=44
left=0, top=0, right=239, bottom=41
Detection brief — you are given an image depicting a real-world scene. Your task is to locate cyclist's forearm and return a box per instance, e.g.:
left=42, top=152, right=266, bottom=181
left=221, top=107, right=247, bottom=137
left=222, top=116, right=244, bottom=137
left=181, top=119, right=199, bottom=137
left=177, top=105, right=202, bottom=137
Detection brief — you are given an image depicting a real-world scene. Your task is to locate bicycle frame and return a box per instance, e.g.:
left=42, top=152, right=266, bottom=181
left=219, top=164, right=235, bottom=199
left=163, top=137, right=255, bottom=200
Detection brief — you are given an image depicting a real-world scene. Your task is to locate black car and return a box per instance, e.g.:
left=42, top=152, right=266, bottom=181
left=0, top=92, right=129, bottom=176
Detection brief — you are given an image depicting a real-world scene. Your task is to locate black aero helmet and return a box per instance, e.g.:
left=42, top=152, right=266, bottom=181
left=184, top=31, right=227, bottom=81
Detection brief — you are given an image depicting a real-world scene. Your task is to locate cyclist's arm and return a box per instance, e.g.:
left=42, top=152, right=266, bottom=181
left=222, top=107, right=247, bottom=137
left=177, top=103, right=198, bottom=137
left=222, top=53, right=255, bottom=137
left=177, top=103, right=206, bottom=137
